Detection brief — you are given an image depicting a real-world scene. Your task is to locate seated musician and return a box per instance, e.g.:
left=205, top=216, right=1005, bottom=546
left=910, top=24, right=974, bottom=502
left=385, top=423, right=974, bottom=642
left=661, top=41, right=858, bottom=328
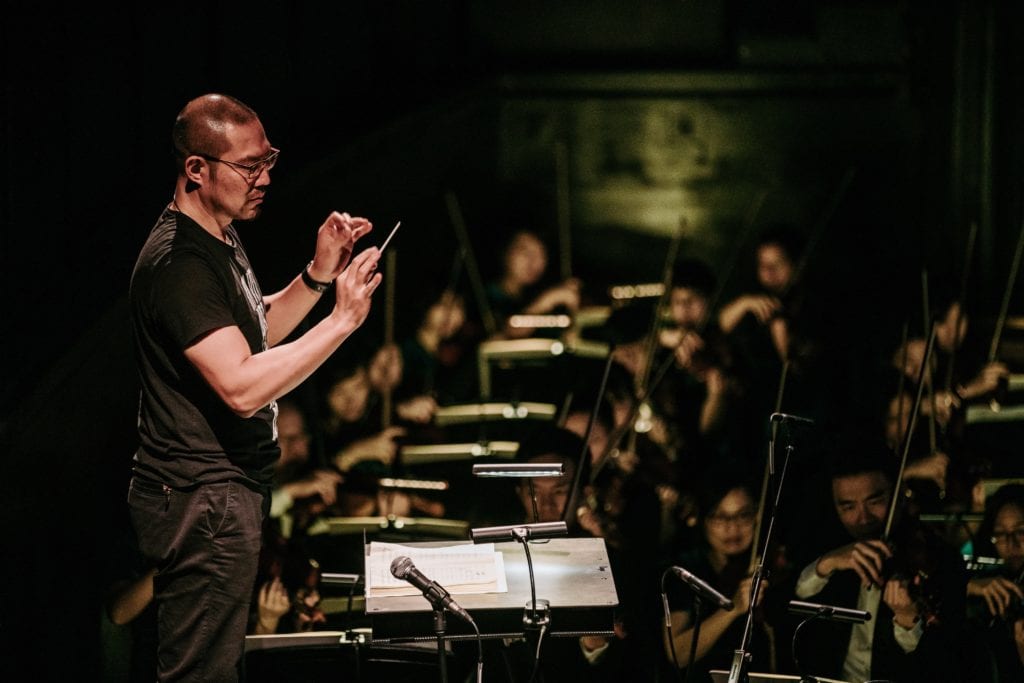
left=717, top=224, right=805, bottom=364
left=964, top=483, right=1024, bottom=680
left=892, top=296, right=1009, bottom=426
left=395, top=287, right=474, bottom=412
left=658, top=258, right=736, bottom=456
left=484, top=229, right=580, bottom=340
left=268, top=398, right=343, bottom=532
left=317, top=352, right=406, bottom=474
left=792, top=439, right=966, bottom=683
left=717, top=225, right=825, bottom=432
left=664, top=466, right=774, bottom=683
left=486, top=426, right=653, bottom=681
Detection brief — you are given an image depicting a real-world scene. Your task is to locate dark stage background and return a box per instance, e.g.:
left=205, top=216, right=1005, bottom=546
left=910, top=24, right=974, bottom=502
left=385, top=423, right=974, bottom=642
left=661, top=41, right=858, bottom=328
left=3, top=2, right=1024, bottom=680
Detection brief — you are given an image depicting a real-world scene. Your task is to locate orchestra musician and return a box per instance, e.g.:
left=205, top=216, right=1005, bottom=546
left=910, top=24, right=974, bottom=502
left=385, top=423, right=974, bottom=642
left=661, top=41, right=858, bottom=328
left=664, top=467, right=774, bottom=683
left=964, top=483, right=1024, bottom=681
left=792, top=438, right=966, bottom=683
left=484, top=229, right=581, bottom=340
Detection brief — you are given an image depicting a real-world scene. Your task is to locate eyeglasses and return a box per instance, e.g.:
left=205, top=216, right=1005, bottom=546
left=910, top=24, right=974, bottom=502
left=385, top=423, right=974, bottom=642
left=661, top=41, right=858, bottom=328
left=991, top=528, right=1024, bottom=546
left=706, top=509, right=756, bottom=528
left=196, top=147, right=280, bottom=180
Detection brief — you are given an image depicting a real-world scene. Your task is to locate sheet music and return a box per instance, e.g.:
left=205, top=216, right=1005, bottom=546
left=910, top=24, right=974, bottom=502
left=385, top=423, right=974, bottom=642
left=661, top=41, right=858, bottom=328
left=365, top=541, right=508, bottom=598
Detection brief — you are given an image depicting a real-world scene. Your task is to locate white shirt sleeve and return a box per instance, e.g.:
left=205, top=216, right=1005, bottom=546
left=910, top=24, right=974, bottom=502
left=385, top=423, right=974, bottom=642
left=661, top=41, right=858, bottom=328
left=795, top=559, right=831, bottom=598
left=892, top=617, right=923, bottom=653
left=579, top=637, right=611, bottom=664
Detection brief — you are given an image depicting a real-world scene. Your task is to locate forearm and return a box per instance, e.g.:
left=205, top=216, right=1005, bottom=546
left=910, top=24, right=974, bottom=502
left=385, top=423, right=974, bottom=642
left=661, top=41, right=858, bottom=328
left=718, top=300, right=747, bottom=333
left=190, top=313, right=359, bottom=418
left=669, top=609, right=736, bottom=666
left=107, top=570, right=156, bottom=626
left=699, top=392, right=727, bottom=435
left=264, top=273, right=326, bottom=347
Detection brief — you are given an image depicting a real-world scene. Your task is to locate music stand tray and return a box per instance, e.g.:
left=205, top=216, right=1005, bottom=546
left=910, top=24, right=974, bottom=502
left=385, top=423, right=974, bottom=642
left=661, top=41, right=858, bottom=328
left=365, top=537, right=618, bottom=642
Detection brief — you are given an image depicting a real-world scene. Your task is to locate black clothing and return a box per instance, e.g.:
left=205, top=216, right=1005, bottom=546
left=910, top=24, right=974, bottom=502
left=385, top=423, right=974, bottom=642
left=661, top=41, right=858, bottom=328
left=130, top=207, right=279, bottom=488
left=794, top=537, right=967, bottom=683
left=666, top=550, right=774, bottom=683
left=128, top=207, right=275, bottom=682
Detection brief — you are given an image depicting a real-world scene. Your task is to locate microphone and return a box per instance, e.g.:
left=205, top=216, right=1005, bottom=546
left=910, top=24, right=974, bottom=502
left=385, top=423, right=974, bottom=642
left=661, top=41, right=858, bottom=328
left=670, top=566, right=734, bottom=611
left=769, top=412, right=815, bottom=425
left=788, top=600, right=871, bottom=624
left=389, top=556, right=475, bottom=625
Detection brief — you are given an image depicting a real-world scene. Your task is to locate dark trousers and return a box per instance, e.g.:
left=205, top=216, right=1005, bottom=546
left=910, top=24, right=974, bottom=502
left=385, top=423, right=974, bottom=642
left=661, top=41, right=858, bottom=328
left=129, top=477, right=265, bottom=682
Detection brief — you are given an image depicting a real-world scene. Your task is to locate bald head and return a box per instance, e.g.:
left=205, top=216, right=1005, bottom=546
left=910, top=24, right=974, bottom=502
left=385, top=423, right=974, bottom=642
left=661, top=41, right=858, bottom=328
left=172, top=93, right=259, bottom=171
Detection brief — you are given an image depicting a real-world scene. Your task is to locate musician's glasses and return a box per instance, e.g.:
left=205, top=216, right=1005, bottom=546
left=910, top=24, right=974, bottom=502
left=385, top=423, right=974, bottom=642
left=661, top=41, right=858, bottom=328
left=707, top=508, right=756, bottom=528
left=991, top=527, right=1024, bottom=546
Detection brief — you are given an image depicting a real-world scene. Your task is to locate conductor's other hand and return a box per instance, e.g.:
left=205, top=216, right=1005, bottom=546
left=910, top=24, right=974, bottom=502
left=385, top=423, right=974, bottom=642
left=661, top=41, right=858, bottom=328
left=310, top=211, right=373, bottom=281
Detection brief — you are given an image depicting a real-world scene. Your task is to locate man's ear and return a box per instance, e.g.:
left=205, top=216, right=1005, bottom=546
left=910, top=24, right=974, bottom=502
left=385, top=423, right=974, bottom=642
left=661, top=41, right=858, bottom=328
left=183, top=155, right=207, bottom=185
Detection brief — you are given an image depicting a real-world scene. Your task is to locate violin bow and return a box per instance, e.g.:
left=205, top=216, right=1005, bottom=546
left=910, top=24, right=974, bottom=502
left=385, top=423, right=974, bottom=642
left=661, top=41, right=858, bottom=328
left=942, top=221, right=977, bottom=396
left=749, top=359, right=790, bottom=574
left=987, top=209, right=1024, bottom=364
left=921, top=269, right=938, bottom=459
left=637, top=219, right=685, bottom=404
left=445, top=191, right=498, bottom=338
left=781, top=166, right=857, bottom=299
left=555, top=139, right=572, bottom=283
left=885, top=323, right=938, bottom=542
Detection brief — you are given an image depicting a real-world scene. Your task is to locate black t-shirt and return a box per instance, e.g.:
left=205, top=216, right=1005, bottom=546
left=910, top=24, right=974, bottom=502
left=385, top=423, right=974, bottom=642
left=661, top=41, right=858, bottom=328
left=129, top=207, right=279, bottom=488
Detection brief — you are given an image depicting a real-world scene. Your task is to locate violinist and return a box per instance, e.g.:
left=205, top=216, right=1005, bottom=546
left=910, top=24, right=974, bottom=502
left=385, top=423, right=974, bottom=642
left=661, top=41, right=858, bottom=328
left=657, top=258, right=735, bottom=458
left=318, top=352, right=405, bottom=475
left=792, top=440, right=966, bottom=683
left=664, top=467, right=774, bottom=683
left=395, top=287, right=474, bottom=411
left=965, top=483, right=1024, bottom=680
left=717, top=224, right=805, bottom=365
left=892, top=298, right=1009, bottom=429
left=484, top=229, right=581, bottom=340
left=717, top=225, right=823, bottom=441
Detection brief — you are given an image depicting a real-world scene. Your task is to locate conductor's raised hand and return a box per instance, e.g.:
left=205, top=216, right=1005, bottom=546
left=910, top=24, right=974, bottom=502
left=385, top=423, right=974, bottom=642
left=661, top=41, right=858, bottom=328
left=309, top=211, right=373, bottom=281
left=331, top=247, right=381, bottom=329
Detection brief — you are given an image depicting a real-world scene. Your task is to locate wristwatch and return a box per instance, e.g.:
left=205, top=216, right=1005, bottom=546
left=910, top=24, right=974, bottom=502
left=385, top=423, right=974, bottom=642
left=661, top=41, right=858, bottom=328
left=301, top=262, right=332, bottom=293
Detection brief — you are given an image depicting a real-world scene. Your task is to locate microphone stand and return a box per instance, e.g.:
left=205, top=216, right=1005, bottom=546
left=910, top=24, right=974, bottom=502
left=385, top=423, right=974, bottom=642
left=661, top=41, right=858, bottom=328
left=433, top=605, right=449, bottom=683
left=685, top=596, right=703, bottom=683
left=727, top=420, right=797, bottom=683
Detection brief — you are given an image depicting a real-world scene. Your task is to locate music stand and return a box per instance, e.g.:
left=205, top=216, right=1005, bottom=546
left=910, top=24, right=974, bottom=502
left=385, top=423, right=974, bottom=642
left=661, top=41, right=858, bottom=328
left=365, top=537, right=617, bottom=641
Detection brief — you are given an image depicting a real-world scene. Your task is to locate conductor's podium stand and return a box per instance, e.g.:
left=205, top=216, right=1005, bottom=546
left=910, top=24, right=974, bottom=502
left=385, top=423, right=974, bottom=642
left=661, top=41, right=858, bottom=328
left=366, top=537, right=618, bottom=642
